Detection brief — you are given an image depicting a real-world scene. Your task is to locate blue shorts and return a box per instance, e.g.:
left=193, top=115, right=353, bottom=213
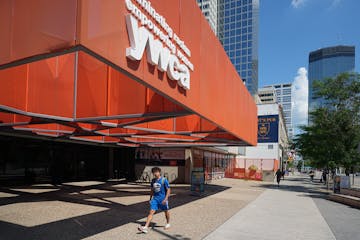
left=150, top=198, right=169, bottom=211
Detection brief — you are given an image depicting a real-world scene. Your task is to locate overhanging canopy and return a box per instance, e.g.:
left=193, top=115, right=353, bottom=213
left=0, top=0, right=257, bottom=147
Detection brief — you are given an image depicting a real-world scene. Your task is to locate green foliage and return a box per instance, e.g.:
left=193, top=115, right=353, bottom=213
left=295, top=73, right=360, bottom=171
left=297, top=160, right=303, bottom=172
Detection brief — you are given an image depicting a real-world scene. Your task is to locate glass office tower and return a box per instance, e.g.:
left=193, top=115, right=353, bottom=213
left=308, top=45, right=355, bottom=115
left=198, top=0, right=259, bottom=96
left=218, top=0, right=259, bottom=96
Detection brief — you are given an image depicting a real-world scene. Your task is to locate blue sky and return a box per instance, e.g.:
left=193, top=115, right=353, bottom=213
left=259, top=0, right=360, bottom=87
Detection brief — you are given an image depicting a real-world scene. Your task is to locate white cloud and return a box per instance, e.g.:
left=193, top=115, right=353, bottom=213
left=291, top=0, right=306, bottom=8
left=292, top=67, right=308, bottom=135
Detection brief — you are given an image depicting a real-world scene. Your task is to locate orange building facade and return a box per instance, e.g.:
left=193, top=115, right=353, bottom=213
left=0, top=0, right=257, bottom=183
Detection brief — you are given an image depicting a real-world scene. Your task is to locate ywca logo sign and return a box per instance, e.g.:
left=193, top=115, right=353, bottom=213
left=125, top=0, right=194, bottom=90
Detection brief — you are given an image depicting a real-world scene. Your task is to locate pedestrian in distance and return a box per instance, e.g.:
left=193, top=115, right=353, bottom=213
left=138, top=167, right=171, bottom=234
left=322, top=169, right=327, bottom=185
left=275, top=169, right=282, bottom=187
left=309, top=170, right=315, bottom=182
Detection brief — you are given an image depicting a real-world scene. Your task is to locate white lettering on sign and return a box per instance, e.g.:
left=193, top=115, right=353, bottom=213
left=125, top=0, right=193, bottom=90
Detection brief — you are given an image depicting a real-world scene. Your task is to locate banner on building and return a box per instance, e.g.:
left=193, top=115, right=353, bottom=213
left=258, top=115, right=279, bottom=143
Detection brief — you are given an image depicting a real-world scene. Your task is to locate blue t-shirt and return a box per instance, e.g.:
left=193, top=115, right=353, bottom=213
left=151, top=177, right=170, bottom=200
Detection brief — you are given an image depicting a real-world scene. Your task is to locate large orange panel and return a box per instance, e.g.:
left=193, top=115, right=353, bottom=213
left=0, top=64, right=27, bottom=110
left=76, top=52, right=108, bottom=118
left=0, top=0, right=76, bottom=65
left=27, top=54, right=75, bottom=118
left=108, top=67, right=146, bottom=115
left=175, top=115, right=201, bottom=133
left=146, top=89, right=164, bottom=113
left=78, top=0, right=145, bottom=80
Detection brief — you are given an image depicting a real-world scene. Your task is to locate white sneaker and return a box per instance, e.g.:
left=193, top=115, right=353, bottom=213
left=164, top=223, right=171, bottom=230
left=138, top=226, right=148, bottom=233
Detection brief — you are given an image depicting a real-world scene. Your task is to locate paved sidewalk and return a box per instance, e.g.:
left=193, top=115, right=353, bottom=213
left=204, top=176, right=336, bottom=240
left=0, top=179, right=264, bottom=240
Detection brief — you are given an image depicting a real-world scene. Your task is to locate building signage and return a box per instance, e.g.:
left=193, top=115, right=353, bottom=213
left=125, top=0, right=194, bottom=90
left=258, top=115, right=279, bottom=143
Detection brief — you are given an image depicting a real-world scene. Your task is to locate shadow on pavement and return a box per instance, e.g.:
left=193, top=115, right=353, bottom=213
left=0, top=180, right=229, bottom=240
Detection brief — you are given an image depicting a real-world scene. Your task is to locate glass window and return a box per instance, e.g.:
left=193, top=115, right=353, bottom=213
left=248, top=56, right=252, bottom=61
left=230, top=9, right=235, bottom=15
left=231, top=16, right=235, bottom=22
left=248, top=42, right=252, bottom=47
left=242, top=56, right=247, bottom=62
left=242, top=20, right=247, bottom=26
left=248, top=34, right=252, bottom=40
left=242, top=49, right=247, bottom=55
left=248, top=48, right=252, bottom=55
left=242, top=42, right=247, bottom=48
left=248, top=63, right=252, bottom=68
left=236, top=7, right=241, bottom=14
left=236, top=29, right=241, bottom=35
left=242, top=13, right=247, bottom=19
left=231, top=23, right=236, bottom=29
left=242, top=35, right=247, bottom=41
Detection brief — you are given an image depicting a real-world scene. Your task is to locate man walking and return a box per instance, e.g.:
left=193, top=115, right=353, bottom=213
left=138, top=167, right=171, bottom=234
left=275, top=169, right=282, bottom=187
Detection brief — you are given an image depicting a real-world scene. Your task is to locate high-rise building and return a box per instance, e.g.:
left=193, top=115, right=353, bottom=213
left=308, top=45, right=355, bottom=115
left=197, top=0, right=218, bottom=35
left=264, top=83, right=293, bottom=140
left=197, top=0, right=259, bottom=96
left=258, top=86, right=277, bottom=104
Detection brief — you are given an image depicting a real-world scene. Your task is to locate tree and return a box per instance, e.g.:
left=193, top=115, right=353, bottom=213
left=297, top=160, right=303, bottom=172
left=295, top=73, right=360, bottom=175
